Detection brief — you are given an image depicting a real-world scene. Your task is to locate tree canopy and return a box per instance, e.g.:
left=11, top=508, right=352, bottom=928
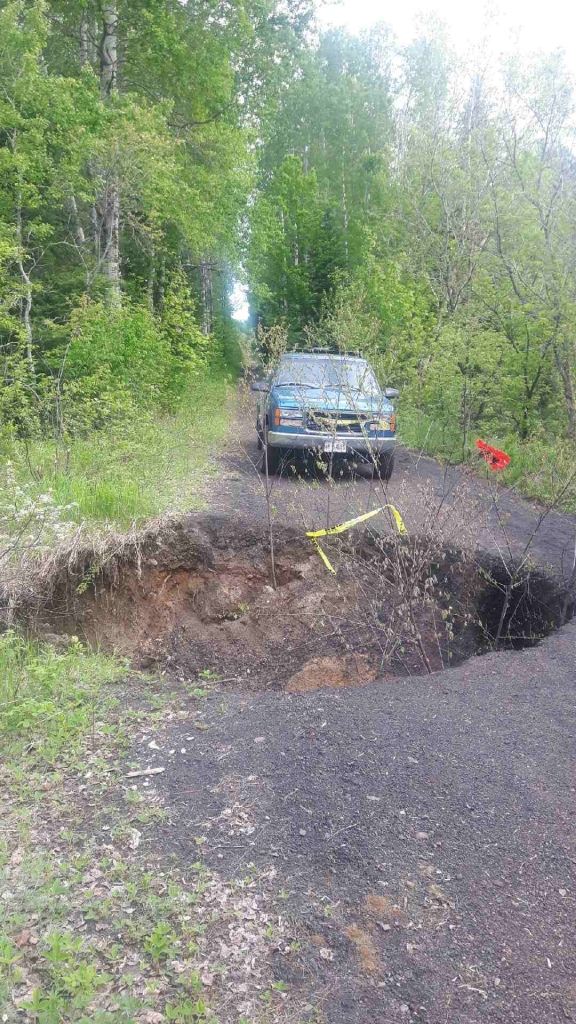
left=1, top=1, right=576, bottom=465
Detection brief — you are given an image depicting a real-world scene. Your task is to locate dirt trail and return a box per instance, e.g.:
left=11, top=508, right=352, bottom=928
left=130, top=398, right=575, bottom=1022
left=214, top=396, right=576, bottom=578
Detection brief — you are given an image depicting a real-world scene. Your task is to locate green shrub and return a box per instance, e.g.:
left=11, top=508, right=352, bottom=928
left=159, top=271, right=211, bottom=403
left=64, top=300, right=172, bottom=409
left=0, top=630, right=126, bottom=759
left=62, top=287, right=215, bottom=422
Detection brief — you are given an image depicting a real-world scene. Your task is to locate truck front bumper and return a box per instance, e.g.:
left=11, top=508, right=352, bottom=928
left=267, top=430, right=395, bottom=455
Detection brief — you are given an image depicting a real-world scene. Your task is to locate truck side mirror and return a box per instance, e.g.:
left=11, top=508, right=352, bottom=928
left=384, top=387, right=399, bottom=399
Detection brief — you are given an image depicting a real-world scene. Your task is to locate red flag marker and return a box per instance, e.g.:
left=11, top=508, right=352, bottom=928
left=476, top=439, right=510, bottom=471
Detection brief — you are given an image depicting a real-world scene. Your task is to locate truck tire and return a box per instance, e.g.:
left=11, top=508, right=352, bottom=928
left=260, top=438, right=282, bottom=475
left=374, top=452, right=394, bottom=481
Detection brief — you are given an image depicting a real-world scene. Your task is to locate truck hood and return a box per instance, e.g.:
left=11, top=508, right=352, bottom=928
left=272, top=385, right=393, bottom=415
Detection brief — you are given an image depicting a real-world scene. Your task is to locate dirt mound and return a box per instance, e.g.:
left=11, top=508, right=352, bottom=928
left=286, top=654, right=378, bottom=693
left=26, top=514, right=572, bottom=691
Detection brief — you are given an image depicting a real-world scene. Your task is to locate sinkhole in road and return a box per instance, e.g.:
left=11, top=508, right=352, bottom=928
left=36, top=515, right=574, bottom=691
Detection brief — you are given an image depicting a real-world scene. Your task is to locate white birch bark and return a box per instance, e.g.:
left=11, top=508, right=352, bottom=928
left=99, top=5, right=121, bottom=305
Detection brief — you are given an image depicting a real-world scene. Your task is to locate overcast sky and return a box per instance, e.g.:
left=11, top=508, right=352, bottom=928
left=317, top=0, right=575, bottom=69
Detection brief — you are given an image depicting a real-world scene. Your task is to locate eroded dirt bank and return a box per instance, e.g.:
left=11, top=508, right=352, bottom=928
left=27, top=510, right=572, bottom=690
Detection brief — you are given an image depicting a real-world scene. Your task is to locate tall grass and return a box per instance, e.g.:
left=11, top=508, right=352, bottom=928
left=2, top=374, right=235, bottom=529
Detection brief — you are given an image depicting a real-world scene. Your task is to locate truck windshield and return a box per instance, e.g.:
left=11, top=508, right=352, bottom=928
left=275, top=358, right=380, bottom=395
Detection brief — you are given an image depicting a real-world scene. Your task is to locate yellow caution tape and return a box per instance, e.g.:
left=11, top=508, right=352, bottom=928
left=307, top=504, right=407, bottom=539
left=384, top=504, right=408, bottom=536
left=310, top=537, right=337, bottom=573
left=306, top=504, right=407, bottom=574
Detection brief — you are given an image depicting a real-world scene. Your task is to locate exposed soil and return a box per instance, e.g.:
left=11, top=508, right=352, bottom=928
left=31, top=512, right=572, bottom=691
left=19, top=394, right=576, bottom=695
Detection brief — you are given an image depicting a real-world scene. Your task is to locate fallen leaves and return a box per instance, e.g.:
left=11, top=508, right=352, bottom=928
left=14, top=930, right=38, bottom=948
left=83, top=868, right=104, bottom=884
left=344, top=925, right=378, bottom=973
left=128, top=828, right=141, bottom=850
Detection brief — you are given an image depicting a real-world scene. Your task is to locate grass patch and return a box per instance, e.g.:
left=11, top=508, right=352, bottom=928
left=0, top=844, right=221, bottom=1023
left=0, top=630, right=127, bottom=764
left=0, top=652, right=306, bottom=1024
left=2, top=374, right=235, bottom=530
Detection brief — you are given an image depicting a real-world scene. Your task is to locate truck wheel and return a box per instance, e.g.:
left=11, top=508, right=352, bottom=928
left=374, top=452, right=394, bottom=481
left=260, top=438, right=282, bottom=475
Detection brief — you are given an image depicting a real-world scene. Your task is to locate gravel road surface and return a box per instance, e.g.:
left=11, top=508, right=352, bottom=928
left=152, top=617, right=576, bottom=1023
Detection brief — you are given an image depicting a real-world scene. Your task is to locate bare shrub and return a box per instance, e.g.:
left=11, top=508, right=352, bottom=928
left=311, top=475, right=485, bottom=675
left=0, top=465, right=84, bottom=616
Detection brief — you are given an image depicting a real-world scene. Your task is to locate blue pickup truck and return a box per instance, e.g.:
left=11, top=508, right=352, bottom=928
left=251, top=350, right=398, bottom=479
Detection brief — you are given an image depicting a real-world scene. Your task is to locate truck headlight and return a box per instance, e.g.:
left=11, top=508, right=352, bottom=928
left=278, top=410, right=301, bottom=427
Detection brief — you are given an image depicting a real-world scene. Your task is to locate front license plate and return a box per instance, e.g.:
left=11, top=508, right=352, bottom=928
left=324, top=439, right=347, bottom=453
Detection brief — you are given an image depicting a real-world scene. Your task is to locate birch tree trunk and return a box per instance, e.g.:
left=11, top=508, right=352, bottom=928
left=16, top=201, right=35, bottom=378
left=99, top=4, right=121, bottom=306
left=80, top=14, right=89, bottom=67
left=100, top=5, right=118, bottom=95
left=200, top=262, right=214, bottom=335
left=66, top=196, right=85, bottom=245
left=101, top=156, right=121, bottom=304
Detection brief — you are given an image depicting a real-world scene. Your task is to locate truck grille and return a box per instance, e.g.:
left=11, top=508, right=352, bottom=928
left=306, top=410, right=370, bottom=435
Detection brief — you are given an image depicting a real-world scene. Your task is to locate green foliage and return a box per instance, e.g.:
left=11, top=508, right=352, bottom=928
left=0, top=0, right=309, bottom=473
left=1, top=0, right=575, bottom=519
left=248, top=156, right=325, bottom=334
left=1, top=371, right=234, bottom=527
left=145, top=921, right=176, bottom=964
left=160, top=272, right=211, bottom=394
left=0, top=630, right=126, bottom=757
left=62, top=293, right=211, bottom=419
left=249, top=22, right=576, bottom=492
left=248, top=29, right=394, bottom=335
